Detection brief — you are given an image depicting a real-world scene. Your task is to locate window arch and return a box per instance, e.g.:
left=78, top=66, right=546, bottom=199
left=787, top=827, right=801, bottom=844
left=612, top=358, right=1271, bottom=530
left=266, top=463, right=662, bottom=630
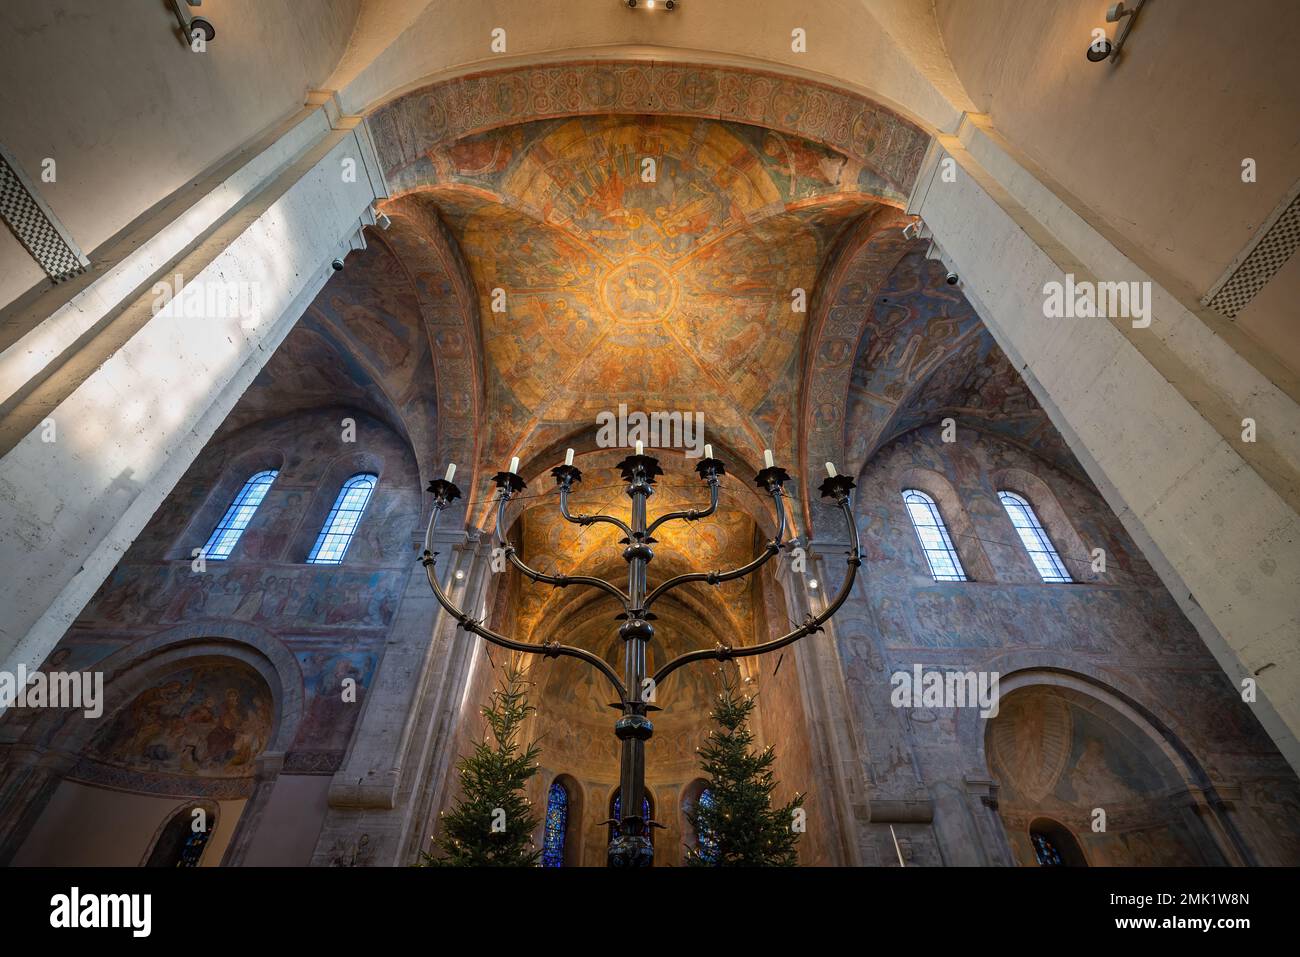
left=1029, top=818, right=1087, bottom=867
left=902, top=489, right=967, bottom=581
left=998, top=491, right=1072, bottom=583
left=609, top=788, right=654, bottom=849
left=307, top=473, right=378, bottom=564
left=201, top=470, right=278, bottom=560
left=145, top=802, right=218, bottom=867
left=542, top=780, right=569, bottom=868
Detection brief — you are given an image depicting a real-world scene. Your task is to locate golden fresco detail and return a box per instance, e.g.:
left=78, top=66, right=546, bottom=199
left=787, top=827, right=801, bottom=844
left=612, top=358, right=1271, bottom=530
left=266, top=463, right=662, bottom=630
left=398, top=114, right=892, bottom=478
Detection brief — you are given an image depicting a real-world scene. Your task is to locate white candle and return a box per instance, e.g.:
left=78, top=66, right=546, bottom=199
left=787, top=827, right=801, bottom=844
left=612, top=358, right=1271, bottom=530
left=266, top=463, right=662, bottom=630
left=635, top=441, right=644, bottom=455
left=564, top=448, right=574, bottom=466
left=825, top=462, right=837, bottom=477
left=704, top=444, right=713, bottom=459
left=444, top=463, right=456, bottom=482
left=508, top=456, right=520, bottom=474
left=763, top=449, right=774, bottom=469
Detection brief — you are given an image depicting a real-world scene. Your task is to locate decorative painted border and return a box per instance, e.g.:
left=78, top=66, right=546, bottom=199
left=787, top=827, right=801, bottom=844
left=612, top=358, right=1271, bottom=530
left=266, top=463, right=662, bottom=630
left=368, top=61, right=931, bottom=195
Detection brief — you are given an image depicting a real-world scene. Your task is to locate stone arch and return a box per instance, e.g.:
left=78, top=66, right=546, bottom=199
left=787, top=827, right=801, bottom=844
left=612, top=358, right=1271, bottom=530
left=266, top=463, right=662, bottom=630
left=975, top=666, right=1246, bottom=866
left=0, top=621, right=303, bottom=865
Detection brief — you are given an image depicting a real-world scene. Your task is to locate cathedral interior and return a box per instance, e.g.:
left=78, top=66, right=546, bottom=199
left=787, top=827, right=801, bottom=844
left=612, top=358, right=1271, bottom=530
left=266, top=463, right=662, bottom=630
left=0, top=0, right=1298, bottom=871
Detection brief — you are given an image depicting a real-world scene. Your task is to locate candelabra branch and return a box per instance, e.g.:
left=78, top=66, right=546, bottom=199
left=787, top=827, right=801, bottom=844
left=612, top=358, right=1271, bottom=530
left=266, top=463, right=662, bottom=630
left=645, top=475, right=720, bottom=537
left=420, top=554, right=628, bottom=705
left=558, top=484, right=634, bottom=538
left=650, top=484, right=859, bottom=689
left=495, top=491, right=630, bottom=606
left=644, top=477, right=788, bottom=608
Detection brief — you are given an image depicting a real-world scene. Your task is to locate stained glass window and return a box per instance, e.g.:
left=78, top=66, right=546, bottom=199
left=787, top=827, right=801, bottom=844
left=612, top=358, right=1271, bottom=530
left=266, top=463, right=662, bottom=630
left=998, top=491, right=1072, bottom=583
left=1031, top=829, right=1064, bottom=866
left=307, top=473, right=378, bottom=564
left=201, top=470, right=278, bottom=560
left=610, top=790, right=653, bottom=847
left=146, top=806, right=214, bottom=867
left=902, top=489, right=967, bottom=581
left=542, top=781, right=569, bottom=867
left=695, top=787, right=719, bottom=864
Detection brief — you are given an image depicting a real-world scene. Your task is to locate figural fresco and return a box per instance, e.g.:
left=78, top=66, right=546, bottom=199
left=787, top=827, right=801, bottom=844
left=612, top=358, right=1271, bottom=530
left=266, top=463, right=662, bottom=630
left=88, top=663, right=272, bottom=778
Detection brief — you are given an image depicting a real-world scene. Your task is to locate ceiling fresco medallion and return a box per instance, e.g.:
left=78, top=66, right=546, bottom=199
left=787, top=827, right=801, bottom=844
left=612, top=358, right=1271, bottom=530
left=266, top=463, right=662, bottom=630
left=599, top=257, right=679, bottom=324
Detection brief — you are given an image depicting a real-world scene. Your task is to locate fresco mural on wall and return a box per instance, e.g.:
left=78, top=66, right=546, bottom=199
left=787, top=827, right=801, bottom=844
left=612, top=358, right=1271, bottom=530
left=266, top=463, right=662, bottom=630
left=88, top=662, right=272, bottom=777
left=988, top=688, right=1211, bottom=866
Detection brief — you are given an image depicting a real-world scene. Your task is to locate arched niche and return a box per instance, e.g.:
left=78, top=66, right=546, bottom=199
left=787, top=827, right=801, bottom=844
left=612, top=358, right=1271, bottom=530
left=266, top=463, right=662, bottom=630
left=3, top=622, right=303, bottom=867
left=896, top=466, right=995, bottom=582
left=984, top=679, right=1228, bottom=866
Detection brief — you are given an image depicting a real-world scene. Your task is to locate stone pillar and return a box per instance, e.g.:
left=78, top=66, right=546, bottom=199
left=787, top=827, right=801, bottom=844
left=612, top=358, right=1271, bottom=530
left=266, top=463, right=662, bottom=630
left=908, top=113, right=1300, bottom=773
left=311, top=528, right=495, bottom=866
left=0, top=91, right=388, bottom=686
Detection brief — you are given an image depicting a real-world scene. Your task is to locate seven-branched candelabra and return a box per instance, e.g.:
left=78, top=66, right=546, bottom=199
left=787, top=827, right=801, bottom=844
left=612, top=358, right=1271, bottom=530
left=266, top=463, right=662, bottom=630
left=421, top=448, right=860, bottom=866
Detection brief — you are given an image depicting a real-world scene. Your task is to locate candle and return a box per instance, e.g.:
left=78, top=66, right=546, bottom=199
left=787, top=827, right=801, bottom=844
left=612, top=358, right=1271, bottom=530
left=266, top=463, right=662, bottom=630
left=635, top=440, right=644, bottom=455
left=763, top=449, right=774, bottom=469
left=508, top=457, right=520, bottom=475
left=704, top=444, right=713, bottom=459
left=825, top=462, right=837, bottom=477
left=444, top=463, right=456, bottom=482
left=564, top=448, right=574, bottom=466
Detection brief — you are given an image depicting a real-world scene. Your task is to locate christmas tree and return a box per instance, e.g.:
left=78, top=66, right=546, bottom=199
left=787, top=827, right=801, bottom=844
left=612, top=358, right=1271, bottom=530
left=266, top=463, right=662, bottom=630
left=422, top=663, right=542, bottom=866
left=686, top=667, right=804, bottom=866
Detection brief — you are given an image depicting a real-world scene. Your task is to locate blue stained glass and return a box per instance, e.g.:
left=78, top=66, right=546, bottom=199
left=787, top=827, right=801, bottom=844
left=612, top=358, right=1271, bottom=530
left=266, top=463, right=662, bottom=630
left=202, top=470, right=278, bottom=560
left=542, top=781, right=568, bottom=867
left=307, top=473, right=378, bottom=564
left=611, top=791, right=652, bottom=846
left=1031, top=830, right=1064, bottom=866
left=695, top=787, right=719, bottom=863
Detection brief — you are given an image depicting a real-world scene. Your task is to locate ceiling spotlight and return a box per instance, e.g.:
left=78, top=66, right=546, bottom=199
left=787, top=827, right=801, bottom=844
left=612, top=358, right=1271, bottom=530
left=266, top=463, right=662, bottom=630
left=808, top=579, right=819, bottom=590
left=170, top=0, right=215, bottom=45
left=1086, top=0, right=1146, bottom=64
left=455, top=570, right=465, bottom=581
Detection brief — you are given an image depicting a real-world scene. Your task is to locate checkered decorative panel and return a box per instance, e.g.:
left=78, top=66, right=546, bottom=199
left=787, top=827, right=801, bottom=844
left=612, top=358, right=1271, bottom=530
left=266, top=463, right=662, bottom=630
left=0, top=151, right=87, bottom=282
left=1205, top=192, right=1300, bottom=319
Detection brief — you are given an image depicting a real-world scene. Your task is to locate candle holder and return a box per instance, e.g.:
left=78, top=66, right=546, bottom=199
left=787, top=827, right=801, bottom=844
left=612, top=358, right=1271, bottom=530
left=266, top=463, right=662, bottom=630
left=421, top=450, right=861, bottom=866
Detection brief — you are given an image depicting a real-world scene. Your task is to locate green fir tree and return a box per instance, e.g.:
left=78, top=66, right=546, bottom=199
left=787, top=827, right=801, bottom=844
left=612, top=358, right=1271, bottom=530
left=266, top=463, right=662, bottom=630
left=422, top=664, right=542, bottom=866
left=686, top=667, right=804, bottom=866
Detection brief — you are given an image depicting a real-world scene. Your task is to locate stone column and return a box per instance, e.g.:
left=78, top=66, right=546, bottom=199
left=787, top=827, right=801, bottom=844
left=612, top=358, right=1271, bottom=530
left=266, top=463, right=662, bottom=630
left=908, top=113, right=1300, bottom=773
left=0, top=91, right=388, bottom=687
left=310, top=528, right=495, bottom=866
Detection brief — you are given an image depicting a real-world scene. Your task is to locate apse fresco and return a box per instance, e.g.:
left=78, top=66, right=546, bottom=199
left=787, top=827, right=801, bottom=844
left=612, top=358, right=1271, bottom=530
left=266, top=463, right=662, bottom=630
left=988, top=689, right=1214, bottom=866
left=88, top=662, right=272, bottom=777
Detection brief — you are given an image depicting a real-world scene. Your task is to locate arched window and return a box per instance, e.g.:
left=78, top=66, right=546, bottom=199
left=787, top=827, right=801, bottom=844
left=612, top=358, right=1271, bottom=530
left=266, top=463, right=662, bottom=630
left=146, top=804, right=215, bottom=867
left=1029, top=819, right=1087, bottom=867
left=542, top=780, right=569, bottom=868
left=694, top=787, right=719, bottom=864
left=307, top=473, right=378, bottom=564
left=902, top=489, right=967, bottom=581
left=201, top=470, right=278, bottom=560
left=998, top=491, right=1072, bottom=583
left=609, top=789, right=654, bottom=848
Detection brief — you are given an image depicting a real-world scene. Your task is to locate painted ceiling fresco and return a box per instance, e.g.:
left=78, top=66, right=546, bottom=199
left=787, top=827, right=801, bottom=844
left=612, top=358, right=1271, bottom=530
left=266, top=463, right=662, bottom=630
left=395, top=113, right=891, bottom=484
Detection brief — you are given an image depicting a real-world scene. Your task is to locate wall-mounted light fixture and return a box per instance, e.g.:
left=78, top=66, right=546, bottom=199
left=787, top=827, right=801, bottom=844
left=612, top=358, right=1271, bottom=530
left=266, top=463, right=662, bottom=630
left=170, top=0, right=216, bottom=46
left=627, top=0, right=677, bottom=10
left=1087, top=0, right=1146, bottom=64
